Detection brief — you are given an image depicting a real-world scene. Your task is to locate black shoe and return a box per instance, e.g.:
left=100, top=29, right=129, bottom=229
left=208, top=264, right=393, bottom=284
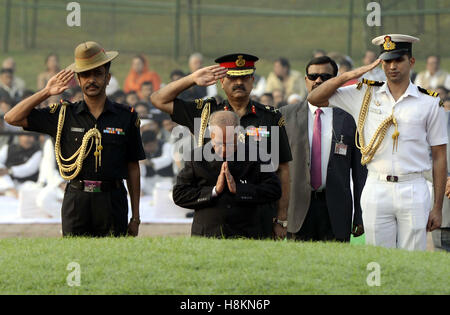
left=185, top=211, right=194, bottom=218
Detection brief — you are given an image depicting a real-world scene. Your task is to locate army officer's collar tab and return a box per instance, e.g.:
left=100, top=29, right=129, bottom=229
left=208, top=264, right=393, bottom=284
left=75, top=98, right=118, bottom=115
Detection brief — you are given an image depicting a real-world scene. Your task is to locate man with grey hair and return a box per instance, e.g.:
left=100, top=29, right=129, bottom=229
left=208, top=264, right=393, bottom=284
left=209, top=110, right=240, bottom=128
left=186, top=52, right=217, bottom=100
left=1, top=57, right=26, bottom=100
left=173, top=110, right=282, bottom=238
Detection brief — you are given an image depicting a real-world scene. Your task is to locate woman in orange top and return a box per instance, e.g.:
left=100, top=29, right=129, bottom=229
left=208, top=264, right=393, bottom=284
left=124, top=55, right=161, bottom=97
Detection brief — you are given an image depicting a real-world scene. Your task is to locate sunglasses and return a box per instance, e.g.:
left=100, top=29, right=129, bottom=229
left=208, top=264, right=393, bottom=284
left=306, top=73, right=334, bottom=81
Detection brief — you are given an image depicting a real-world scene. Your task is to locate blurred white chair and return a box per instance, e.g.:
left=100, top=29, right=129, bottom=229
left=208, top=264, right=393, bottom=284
left=152, top=179, right=190, bottom=219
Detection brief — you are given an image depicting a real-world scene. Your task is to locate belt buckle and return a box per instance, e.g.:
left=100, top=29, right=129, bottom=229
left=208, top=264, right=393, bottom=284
left=386, top=175, right=398, bottom=183
left=83, top=180, right=101, bottom=192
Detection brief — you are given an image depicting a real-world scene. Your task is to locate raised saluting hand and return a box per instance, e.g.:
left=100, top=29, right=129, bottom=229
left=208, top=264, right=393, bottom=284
left=45, top=69, right=75, bottom=96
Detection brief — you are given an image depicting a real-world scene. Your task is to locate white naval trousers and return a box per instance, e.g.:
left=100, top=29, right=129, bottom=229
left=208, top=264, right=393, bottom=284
left=361, top=173, right=431, bottom=251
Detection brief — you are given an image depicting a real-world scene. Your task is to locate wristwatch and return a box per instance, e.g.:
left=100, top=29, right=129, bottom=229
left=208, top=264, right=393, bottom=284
left=274, top=218, right=288, bottom=228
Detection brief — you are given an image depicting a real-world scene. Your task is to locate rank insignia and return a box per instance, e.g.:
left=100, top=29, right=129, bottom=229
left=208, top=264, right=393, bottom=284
left=195, top=98, right=204, bottom=109
left=426, top=89, right=439, bottom=97
left=135, top=117, right=141, bottom=128
left=238, top=132, right=246, bottom=143
left=235, top=55, right=246, bottom=67
left=418, top=86, right=440, bottom=98
left=278, top=116, right=286, bottom=127
left=383, top=36, right=396, bottom=51
left=49, top=103, right=60, bottom=114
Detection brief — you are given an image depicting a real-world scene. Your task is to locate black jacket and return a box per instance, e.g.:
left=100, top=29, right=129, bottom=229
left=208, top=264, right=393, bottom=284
left=280, top=101, right=367, bottom=241
left=173, top=145, right=281, bottom=239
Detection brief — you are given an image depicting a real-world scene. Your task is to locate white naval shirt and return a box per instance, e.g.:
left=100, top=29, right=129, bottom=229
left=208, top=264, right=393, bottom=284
left=329, top=81, right=448, bottom=175
left=308, top=103, right=333, bottom=191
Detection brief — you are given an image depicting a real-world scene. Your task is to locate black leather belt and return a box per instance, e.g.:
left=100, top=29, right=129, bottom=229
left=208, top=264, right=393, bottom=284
left=69, top=179, right=123, bottom=193
left=311, top=190, right=326, bottom=200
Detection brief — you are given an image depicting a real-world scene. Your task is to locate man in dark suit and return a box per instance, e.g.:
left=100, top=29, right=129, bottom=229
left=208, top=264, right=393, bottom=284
left=172, top=110, right=282, bottom=238
left=280, top=56, right=367, bottom=242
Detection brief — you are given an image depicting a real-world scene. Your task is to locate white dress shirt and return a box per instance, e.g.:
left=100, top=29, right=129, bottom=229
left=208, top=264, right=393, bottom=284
left=329, top=81, right=448, bottom=175
left=0, top=145, right=42, bottom=179
left=308, top=103, right=333, bottom=191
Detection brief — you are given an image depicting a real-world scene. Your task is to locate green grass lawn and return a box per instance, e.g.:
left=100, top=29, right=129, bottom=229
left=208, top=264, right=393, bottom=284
left=0, top=237, right=448, bottom=294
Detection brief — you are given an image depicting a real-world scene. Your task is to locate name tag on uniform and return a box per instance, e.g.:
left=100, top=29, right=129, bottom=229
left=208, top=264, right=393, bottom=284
left=71, top=127, right=85, bottom=133
left=369, top=107, right=382, bottom=115
left=334, top=135, right=347, bottom=156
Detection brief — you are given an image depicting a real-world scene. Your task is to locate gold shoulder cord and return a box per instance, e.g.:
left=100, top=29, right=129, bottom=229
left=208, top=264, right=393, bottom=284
left=54, top=102, right=103, bottom=180
left=197, top=100, right=211, bottom=147
left=355, top=85, right=399, bottom=165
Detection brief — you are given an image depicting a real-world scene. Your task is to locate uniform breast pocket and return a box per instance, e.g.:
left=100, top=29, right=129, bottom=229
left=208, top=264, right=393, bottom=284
left=60, top=127, right=86, bottom=154
left=367, top=106, right=388, bottom=123
left=399, top=118, right=426, bottom=142
left=102, top=133, right=126, bottom=145
left=101, top=133, right=127, bottom=157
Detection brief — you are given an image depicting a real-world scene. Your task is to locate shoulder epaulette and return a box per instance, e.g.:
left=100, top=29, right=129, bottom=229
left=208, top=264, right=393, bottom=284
left=195, top=97, right=217, bottom=110
left=109, top=102, right=130, bottom=112
left=417, top=86, right=439, bottom=98
left=357, top=78, right=385, bottom=90
left=258, top=103, right=280, bottom=114
left=417, top=86, right=444, bottom=107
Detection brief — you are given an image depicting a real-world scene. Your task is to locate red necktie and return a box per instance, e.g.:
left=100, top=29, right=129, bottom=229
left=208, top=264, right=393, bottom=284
left=311, top=108, right=322, bottom=190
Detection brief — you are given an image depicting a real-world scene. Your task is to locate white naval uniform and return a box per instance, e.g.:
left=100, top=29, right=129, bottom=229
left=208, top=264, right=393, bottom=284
left=329, top=81, right=448, bottom=250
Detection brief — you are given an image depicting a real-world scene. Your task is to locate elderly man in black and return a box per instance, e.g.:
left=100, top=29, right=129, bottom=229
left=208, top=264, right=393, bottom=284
left=173, top=111, right=282, bottom=239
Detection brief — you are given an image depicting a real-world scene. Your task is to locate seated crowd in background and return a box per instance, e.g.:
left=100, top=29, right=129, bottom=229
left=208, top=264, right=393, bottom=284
left=0, top=50, right=449, bottom=218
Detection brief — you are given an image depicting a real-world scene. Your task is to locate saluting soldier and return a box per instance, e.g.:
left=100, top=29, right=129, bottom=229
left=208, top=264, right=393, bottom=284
left=5, top=41, right=145, bottom=237
left=308, top=34, right=448, bottom=251
left=151, top=53, right=292, bottom=239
